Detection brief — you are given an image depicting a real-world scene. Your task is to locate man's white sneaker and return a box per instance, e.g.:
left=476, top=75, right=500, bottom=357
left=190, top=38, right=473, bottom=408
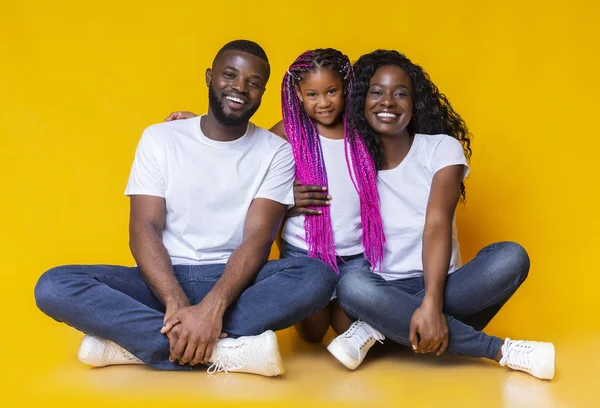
left=499, top=338, right=555, bottom=380
left=327, top=320, right=384, bottom=370
left=78, top=335, right=144, bottom=367
left=207, top=330, right=284, bottom=377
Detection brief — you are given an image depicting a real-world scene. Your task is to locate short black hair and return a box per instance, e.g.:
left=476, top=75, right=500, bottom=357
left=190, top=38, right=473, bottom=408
left=213, top=40, right=270, bottom=77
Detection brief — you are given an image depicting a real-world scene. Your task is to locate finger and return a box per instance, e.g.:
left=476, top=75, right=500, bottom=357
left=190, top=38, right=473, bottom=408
left=219, top=332, right=228, bottom=339
left=299, top=192, right=331, bottom=200
left=203, top=340, right=217, bottom=363
left=180, top=339, right=198, bottom=365
left=296, top=185, right=328, bottom=193
left=166, top=327, right=180, bottom=353
left=170, top=332, right=189, bottom=362
left=409, top=323, right=418, bottom=351
left=164, top=112, right=178, bottom=122
left=437, top=336, right=449, bottom=356
left=297, top=199, right=330, bottom=208
left=191, top=345, right=205, bottom=366
left=302, top=209, right=323, bottom=216
left=426, top=338, right=440, bottom=354
left=195, top=342, right=208, bottom=364
left=161, top=315, right=181, bottom=333
left=419, top=337, right=432, bottom=353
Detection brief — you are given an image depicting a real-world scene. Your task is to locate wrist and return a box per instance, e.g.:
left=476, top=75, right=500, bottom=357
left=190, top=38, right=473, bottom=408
left=164, top=296, right=190, bottom=310
left=422, top=293, right=443, bottom=311
left=201, top=292, right=228, bottom=315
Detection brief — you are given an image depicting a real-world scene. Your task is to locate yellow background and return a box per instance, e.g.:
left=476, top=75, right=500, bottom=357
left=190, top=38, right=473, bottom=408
left=1, top=0, right=599, bottom=406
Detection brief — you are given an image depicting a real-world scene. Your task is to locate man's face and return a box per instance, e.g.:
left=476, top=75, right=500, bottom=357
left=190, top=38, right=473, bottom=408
left=206, top=50, right=269, bottom=127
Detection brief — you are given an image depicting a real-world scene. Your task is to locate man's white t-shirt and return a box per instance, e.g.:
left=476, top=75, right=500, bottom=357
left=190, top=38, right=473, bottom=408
left=377, top=134, right=469, bottom=281
left=125, top=115, right=295, bottom=265
left=282, top=136, right=363, bottom=256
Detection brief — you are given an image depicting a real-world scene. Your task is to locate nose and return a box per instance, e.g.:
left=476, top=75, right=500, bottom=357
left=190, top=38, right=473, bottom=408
left=231, top=77, right=248, bottom=94
left=317, top=95, right=331, bottom=108
left=380, top=92, right=395, bottom=108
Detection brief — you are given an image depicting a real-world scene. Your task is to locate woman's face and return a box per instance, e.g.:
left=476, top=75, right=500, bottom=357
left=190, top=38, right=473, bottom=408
left=364, top=64, right=413, bottom=138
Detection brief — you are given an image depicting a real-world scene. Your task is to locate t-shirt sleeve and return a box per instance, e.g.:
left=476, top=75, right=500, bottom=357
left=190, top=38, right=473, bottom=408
left=255, top=142, right=295, bottom=205
left=124, top=129, right=166, bottom=197
left=430, top=136, right=470, bottom=179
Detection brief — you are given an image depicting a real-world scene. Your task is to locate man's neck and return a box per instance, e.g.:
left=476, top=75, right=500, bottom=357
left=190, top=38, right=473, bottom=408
left=200, top=110, right=249, bottom=142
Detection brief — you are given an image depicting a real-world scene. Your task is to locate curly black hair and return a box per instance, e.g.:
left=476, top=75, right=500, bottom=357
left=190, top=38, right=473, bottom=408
left=350, top=50, right=472, bottom=201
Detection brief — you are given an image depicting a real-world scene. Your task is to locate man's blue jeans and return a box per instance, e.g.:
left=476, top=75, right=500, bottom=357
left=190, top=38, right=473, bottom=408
left=34, top=258, right=337, bottom=370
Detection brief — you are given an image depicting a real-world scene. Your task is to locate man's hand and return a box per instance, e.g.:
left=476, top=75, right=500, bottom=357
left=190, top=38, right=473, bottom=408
left=161, top=298, right=226, bottom=366
left=287, top=181, right=331, bottom=217
left=164, top=111, right=198, bottom=122
left=409, top=299, right=449, bottom=356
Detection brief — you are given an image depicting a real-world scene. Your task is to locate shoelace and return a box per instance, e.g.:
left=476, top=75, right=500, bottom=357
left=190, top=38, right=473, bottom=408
left=207, top=346, right=247, bottom=375
left=346, top=322, right=383, bottom=355
left=500, top=339, right=533, bottom=371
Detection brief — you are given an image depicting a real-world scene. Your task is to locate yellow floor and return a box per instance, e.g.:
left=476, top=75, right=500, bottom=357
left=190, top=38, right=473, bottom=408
left=4, top=325, right=597, bottom=408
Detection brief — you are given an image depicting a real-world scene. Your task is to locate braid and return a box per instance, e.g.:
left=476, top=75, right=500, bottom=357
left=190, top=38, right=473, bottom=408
left=282, top=49, right=386, bottom=272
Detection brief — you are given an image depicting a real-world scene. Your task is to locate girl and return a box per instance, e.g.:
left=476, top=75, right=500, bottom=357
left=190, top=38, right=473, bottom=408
left=327, top=50, right=555, bottom=380
left=165, top=48, right=385, bottom=343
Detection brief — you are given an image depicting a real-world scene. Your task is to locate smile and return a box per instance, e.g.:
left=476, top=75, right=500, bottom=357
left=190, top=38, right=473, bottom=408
left=376, top=112, right=398, bottom=118
left=225, top=96, right=246, bottom=105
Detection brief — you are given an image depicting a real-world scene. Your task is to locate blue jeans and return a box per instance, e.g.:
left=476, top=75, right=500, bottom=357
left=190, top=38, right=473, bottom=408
left=34, top=258, right=337, bottom=371
left=280, top=241, right=372, bottom=281
left=336, top=242, right=530, bottom=360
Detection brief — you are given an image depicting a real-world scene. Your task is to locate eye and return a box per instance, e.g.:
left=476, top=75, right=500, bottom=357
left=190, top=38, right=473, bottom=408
left=395, top=91, right=408, bottom=98
left=223, top=72, right=235, bottom=79
left=249, top=81, right=261, bottom=88
left=307, top=92, right=317, bottom=97
left=370, top=90, right=383, bottom=96
left=328, top=89, right=338, bottom=95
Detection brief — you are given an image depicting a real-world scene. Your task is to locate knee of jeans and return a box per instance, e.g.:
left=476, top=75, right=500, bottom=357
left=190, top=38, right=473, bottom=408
left=34, top=266, right=67, bottom=315
left=495, top=241, right=530, bottom=283
left=336, top=269, right=379, bottom=314
left=290, top=257, right=337, bottom=301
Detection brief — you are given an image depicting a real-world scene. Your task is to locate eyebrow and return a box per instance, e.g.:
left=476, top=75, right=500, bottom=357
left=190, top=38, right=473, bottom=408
left=370, top=83, right=411, bottom=90
left=304, top=85, right=338, bottom=91
left=223, top=65, right=264, bottom=81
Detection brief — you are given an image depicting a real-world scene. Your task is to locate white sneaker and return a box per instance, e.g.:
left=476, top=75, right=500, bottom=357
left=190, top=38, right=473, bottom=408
left=78, top=335, right=144, bottom=367
left=207, top=330, right=284, bottom=377
left=327, top=320, right=384, bottom=370
left=499, top=338, right=555, bottom=380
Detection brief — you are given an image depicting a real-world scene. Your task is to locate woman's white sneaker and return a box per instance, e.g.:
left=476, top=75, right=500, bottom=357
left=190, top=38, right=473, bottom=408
left=499, top=338, right=555, bottom=380
left=327, top=320, right=384, bottom=370
left=78, top=335, right=144, bottom=367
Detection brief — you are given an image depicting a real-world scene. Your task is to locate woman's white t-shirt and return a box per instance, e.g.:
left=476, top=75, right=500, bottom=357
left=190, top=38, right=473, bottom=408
left=377, top=134, right=469, bottom=280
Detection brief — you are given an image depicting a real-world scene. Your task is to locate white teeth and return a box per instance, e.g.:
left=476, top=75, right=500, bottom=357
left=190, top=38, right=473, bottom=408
left=377, top=112, right=397, bottom=118
left=226, top=96, right=245, bottom=104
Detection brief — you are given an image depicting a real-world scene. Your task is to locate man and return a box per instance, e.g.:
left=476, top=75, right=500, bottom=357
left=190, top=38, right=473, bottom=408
left=34, top=40, right=336, bottom=377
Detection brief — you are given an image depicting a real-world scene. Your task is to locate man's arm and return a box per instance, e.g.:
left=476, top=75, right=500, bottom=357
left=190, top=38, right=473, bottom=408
left=162, top=197, right=287, bottom=366
left=207, top=197, right=287, bottom=309
left=129, top=195, right=190, bottom=317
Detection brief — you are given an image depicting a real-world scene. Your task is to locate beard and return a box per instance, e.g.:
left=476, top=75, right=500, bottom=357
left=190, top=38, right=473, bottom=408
left=208, top=85, right=260, bottom=127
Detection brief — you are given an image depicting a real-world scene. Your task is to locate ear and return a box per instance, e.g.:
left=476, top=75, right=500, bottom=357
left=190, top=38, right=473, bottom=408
left=294, top=86, right=303, bottom=104
left=205, top=68, right=212, bottom=87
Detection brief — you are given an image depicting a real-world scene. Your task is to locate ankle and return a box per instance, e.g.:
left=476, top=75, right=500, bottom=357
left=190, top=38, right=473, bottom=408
left=495, top=339, right=505, bottom=362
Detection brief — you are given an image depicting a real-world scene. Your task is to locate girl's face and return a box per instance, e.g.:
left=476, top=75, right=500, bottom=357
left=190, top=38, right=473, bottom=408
left=364, top=65, right=413, bottom=137
left=296, top=68, right=345, bottom=127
